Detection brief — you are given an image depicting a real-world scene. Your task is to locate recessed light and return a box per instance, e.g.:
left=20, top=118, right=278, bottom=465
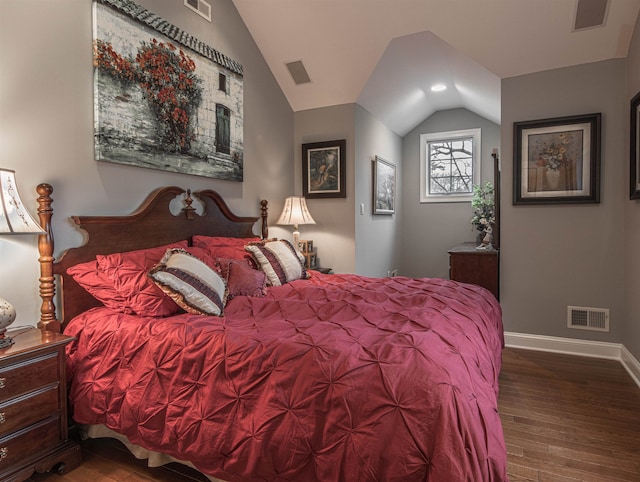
left=430, top=83, right=447, bottom=92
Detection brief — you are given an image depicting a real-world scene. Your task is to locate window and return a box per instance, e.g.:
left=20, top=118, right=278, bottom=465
left=420, top=128, right=481, bottom=203
left=219, top=73, right=228, bottom=94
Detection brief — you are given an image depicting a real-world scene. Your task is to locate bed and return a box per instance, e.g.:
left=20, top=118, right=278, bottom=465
left=36, top=184, right=508, bottom=481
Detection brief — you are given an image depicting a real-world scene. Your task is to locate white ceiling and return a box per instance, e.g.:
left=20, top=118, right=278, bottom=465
left=232, top=0, right=640, bottom=136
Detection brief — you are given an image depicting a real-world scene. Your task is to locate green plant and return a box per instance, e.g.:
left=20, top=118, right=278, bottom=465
left=471, top=181, right=495, bottom=233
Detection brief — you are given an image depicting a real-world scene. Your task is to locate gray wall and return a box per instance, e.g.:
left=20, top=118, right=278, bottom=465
left=400, top=108, right=500, bottom=279
left=0, top=0, right=293, bottom=326
left=293, top=104, right=357, bottom=273
left=624, top=13, right=640, bottom=361
left=501, top=59, right=627, bottom=343
left=354, top=105, right=403, bottom=277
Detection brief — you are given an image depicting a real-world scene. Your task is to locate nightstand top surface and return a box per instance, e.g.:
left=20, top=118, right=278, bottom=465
left=0, top=328, right=73, bottom=360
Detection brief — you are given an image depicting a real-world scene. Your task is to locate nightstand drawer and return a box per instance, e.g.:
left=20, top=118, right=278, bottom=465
left=0, top=385, right=59, bottom=438
left=0, top=416, right=60, bottom=470
left=0, top=352, right=58, bottom=403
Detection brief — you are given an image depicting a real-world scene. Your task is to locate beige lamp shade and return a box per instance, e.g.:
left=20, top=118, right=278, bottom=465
left=276, top=196, right=316, bottom=247
left=0, top=169, right=45, bottom=234
left=0, top=169, right=44, bottom=347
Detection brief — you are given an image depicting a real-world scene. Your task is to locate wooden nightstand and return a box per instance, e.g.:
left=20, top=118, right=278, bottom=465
left=448, top=242, right=499, bottom=300
left=0, top=328, right=81, bottom=481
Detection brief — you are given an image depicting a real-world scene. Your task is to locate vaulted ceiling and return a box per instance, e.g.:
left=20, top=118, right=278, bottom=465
left=233, top=0, right=640, bottom=136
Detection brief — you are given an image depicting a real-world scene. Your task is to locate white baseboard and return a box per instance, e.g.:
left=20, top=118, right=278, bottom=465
left=504, top=332, right=640, bottom=388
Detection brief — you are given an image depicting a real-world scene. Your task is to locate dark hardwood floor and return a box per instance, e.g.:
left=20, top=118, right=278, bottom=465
left=26, top=348, right=640, bottom=482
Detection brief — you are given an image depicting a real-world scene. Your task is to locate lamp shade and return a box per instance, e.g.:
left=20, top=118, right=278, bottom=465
left=0, top=169, right=44, bottom=234
left=276, top=196, right=316, bottom=227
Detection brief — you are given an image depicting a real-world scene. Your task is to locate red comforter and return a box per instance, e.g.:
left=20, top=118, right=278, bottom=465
left=65, top=274, right=507, bottom=481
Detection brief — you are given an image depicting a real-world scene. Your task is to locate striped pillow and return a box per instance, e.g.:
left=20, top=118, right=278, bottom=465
left=149, top=249, right=226, bottom=316
left=245, top=239, right=308, bottom=286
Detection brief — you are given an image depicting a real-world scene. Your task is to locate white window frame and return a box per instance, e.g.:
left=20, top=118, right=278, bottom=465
left=420, top=128, right=481, bottom=203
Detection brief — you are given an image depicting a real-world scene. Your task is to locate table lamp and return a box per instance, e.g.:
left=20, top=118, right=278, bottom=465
left=276, top=196, right=316, bottom=249
left=0, top=169, right=45, bottom=348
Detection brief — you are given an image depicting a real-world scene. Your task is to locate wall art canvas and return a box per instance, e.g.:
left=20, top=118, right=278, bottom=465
left=373, top=156, right=396, bottom=214
left=93, top=0, right=244, bottom=181
left=302, top=140, right=346, bottom=199
left=513, top=113, right=600, bottom=204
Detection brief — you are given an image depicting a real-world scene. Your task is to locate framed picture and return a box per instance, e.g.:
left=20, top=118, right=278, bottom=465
left=630, top=92, right=640, bottom=199
left=513, top=113, right=601, bottom=205
left=302, top=140, right=346, bottom=199
left=372, top=156, right=396, bottom=214
left=298, top=240, right=313, bottom=253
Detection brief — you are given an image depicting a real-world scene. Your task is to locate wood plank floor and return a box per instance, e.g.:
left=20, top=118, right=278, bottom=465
left=26, top=347, right=640, bottom=482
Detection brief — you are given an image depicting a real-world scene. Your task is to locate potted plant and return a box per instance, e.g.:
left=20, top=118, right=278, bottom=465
left=471, top=181, right=495, bottom=247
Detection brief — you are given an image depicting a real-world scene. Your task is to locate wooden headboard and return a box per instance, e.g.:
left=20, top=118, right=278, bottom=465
left=36, top=184, right=268, bottom=332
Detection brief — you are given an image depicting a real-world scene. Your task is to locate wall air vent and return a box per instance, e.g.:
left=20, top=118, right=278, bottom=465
left=286, top=60, right=311, bottom=85
left=567, top=306, right=610, bottom=332
left=573, top=0, right=609, bottom=31
left=184, top=0, right=212, bottom=22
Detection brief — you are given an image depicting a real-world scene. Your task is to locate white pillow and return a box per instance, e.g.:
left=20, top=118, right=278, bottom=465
left=149, top=249, right=226, bottom=316
left=245, top=239, right=308, bottom=286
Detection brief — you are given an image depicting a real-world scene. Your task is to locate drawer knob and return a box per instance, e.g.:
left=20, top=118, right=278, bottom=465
left=0, top=447, right=7, bottom=459
left=0, top=378, right=5, bottom=389
left=0, top=413, right=5, bottom=424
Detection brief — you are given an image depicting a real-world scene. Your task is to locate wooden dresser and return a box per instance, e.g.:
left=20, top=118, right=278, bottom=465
left=448, top=242, right=499, bottom=300
left=0, top=328, right=81, bottom=481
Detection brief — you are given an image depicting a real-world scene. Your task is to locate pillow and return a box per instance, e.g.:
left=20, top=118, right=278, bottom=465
left=97, top=241, right=188, bottom=317
left=244, top=239, right=308, bottom=286
left=192, top=235, right=261, bottom=262
left=67, top=260, right=132, bottom=313
left=149, top=248, right=226, bottom=316
left=216, top=258, right=267, bottom=300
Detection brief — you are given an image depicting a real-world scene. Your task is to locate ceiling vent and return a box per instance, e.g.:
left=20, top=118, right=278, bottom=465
left=184, top=0, right=211, bottom=22
left=567, top=306, right=610, bottom=332
left=286, top=60, right=311, bottom=85
left=573, top=0, right=609, bottom=31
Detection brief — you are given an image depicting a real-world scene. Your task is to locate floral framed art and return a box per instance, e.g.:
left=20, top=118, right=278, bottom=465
left=630, top=92, right=640, bottom=199
left=302, top=140, right=346, bottom=199
left=513, top=113, right=601, bottom=205
left=372, top=156, right=396, bottom=214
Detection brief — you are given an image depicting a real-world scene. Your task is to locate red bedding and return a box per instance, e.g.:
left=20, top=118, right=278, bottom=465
left=65, top=273, right=507, bottom=481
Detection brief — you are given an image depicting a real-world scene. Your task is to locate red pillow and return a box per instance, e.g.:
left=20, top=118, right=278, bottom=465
left=192, top=236, right=260, bottom=263
left=97, top=241, right=188, bottom=317
left=216, top=258, right=267, bottom=300
left=67, top=260, right=132, bottom=313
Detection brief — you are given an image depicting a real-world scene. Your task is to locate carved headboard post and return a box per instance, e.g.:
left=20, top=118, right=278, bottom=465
left=260, top=200, right=268, bottom=239
left=36, top=183, right=60, bottom=332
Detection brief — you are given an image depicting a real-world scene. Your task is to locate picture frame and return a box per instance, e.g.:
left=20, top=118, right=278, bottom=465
left=302, top=140, right=346, bottom=199
left=513, top=113, right=601, bottom=205
left=372, top=156, right=396, bottom=214
left=630, top=92, right=640, bottom=199
left=298, top=239, right=313, bottom=254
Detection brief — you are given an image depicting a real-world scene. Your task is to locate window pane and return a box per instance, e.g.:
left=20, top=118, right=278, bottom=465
left=428, top=138, right=473, bottom=195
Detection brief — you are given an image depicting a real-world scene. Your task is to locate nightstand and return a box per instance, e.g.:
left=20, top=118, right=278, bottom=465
left=448, top=242, right=499, bottom=299
left=0, top=328, right=81, bottom=481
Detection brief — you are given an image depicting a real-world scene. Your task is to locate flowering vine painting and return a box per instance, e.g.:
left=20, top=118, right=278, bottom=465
left=93, top=0, right=244, bottom=181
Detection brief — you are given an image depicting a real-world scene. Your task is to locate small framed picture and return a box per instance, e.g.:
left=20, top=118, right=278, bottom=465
left=372, top=156, right=396, bottom=214
left=302, top=140, right=346, bottom=199
left=298, top=240, right=313, bottom=253
left=513, top=113, right=601, bottom=204
left=630, top=91, right=640, bottom=199
left=309, top=252, right=317, bottom=269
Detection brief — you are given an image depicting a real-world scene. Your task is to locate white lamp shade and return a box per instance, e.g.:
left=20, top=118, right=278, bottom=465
left=0, top=169, right=44, bottom=234
left=276, top=196, right=316, bottom=227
